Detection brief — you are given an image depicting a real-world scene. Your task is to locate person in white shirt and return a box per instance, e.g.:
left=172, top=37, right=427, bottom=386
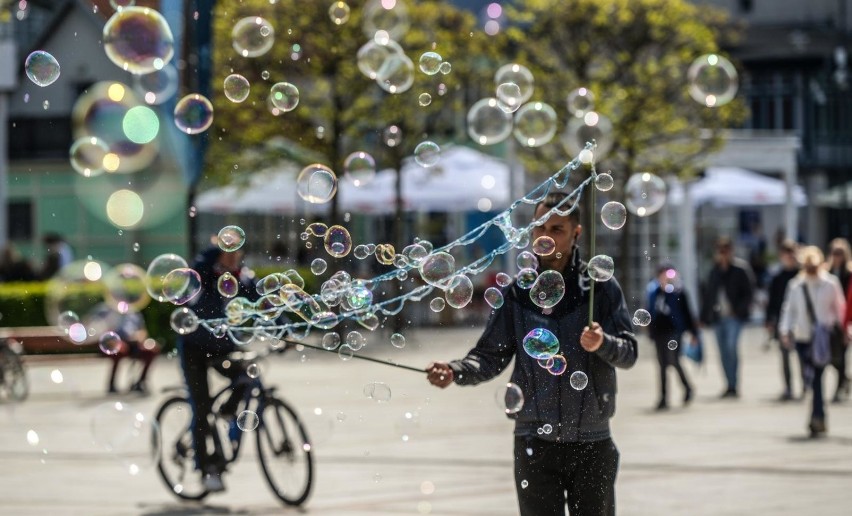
left=779, top=246, right=846, bottom=437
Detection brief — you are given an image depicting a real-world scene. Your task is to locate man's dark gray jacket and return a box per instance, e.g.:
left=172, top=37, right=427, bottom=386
left=449, top=254, right=638, bottom=443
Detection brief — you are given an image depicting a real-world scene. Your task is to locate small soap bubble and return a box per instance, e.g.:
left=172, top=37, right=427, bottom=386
left=418, top=51, right=443, bottom=75
left=601, top=201, right=627, bottom=230
left=174, top=94, right=214, bottom=134
left=687, top=54, right=738, bottom=107
left=513, top=101, right=557, bottom=147
left=587, top=255, right=615, bottom=282
left=594, top=172, right=614, bottom=192
left=217, top=271, right=239, bottom=298
left=532, top=236, right=556, bottom=256
left=269, top=82, right=299, bottom=112
left=521, top=480, right=529, bottom=489
left=418, top=92, right=432, bottom=106
left=632, top=309, right=652, bottom=327
left=223, top=74, right=250, bottom=103
left=217, top=225, right=246, bottom=252
left=311, top=258, right=328, bottom=275
left=364, top=382, right=391, bottom=402
left=569, top=371, right=588, bottom=390
left=516, top=268, right=538, bottom=289
left=343, top=152, right=376, bottom=187
left=346, top=331, right=366, bottom=351
left=322, top=332, right=341, bottom=350
left=328, top=1, right=351, bottom=25
left=246, top=363, right=259, bottom=378
left=548, top=354, right=568, bottom=375
left=338, top=344, right=354, bottom=361
left=496, top=82, right=523, bottom=113
left=390, top=333, right=406, bottom=348
left=516, top=251, right=538, bottom=270
left=232, top=16, right=275, bottom=58
left=566, top=87, right=595, bottom=117
left=625, top=173, right=667, bottom=217
left=237, top=410, right=259, bottom=431
left=324, top=225, right=352, bottom=258
left=99, top=331, right=124, bottom=356
left=495, top=272, right=512, bottom=287
left=298, top=164, right=338, bottom=204
left=467, top=97, right=512, bottom=145
left=494, top=64, right=534, bottom=104
left=25, top=50, right=61, bottom=87
left=169, top=307, right=199, bottom=334
left=429, top=297, right=445, bottom=312
left=439, top=61, right=452, bottom=75
left=541, top=423, right=553, bottom=434
left=667, top=340, right=678, bottom=351
left=484, top=287, right=504, bottom=309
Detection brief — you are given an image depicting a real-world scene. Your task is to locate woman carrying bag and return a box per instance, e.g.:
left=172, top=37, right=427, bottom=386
left=779, top=246, right=847, bottom=437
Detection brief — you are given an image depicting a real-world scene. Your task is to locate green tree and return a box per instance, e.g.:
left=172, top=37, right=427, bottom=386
left=206, top=0, right=506, bottom=235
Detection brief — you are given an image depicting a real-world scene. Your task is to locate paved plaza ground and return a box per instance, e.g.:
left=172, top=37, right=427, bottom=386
left=2, top=325, right=851, bottom=515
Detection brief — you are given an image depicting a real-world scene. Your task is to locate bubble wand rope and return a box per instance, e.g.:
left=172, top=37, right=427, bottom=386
left=588, top=166, right=597, bottom=327
left=281, top=338, right=427, bottom=374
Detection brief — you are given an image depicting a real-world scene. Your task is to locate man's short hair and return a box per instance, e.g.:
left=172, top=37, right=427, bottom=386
left=779, top=239, right=797, bottom=254
left=537, top=191, right=581, bottom=225
left=716, top=236, right=733, bottom=250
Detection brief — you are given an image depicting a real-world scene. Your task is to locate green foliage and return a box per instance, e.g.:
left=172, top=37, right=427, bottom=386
left=504, top=0, right=747, bottom=179
left=206, top=0, right=506, bottom=187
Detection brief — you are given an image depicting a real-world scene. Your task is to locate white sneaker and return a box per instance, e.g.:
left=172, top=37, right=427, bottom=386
left=203, top=471, right=226, bottom=493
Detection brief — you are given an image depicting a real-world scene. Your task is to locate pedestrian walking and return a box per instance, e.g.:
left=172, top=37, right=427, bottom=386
left=765, top=239, right=802, bottom=401
left=647, top=264, right=696, bottom=410
left=700, top=236, right=755, bottom=398
left=425, top=192, right=637, bottom=516
left=779, top=246, right=846, bottom=437
left=825, top=238, right=851, bottom=402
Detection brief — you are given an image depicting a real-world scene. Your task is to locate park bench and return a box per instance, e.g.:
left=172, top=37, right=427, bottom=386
left=0, top=326, right=97, bottom=354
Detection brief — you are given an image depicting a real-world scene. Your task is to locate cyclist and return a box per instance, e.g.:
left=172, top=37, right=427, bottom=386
left=178, top=245, right=257, bottom=492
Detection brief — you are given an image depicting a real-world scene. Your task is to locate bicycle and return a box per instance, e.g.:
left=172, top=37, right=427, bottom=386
left=154, top=348, right=313, bottom=506
left=0, top=338, right=28, bottom=402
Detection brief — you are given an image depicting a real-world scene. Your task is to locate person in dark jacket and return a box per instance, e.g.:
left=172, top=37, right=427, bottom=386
left=825, top=238, right=851, bottom=402
left=647, top=264, right=696, bottom=410
left=178, top=245, right=258, bottom=493
left=765, top=239, right=801, bottom=401
left=700, top=236, right=755, bottom=398
left=426, top=192, right=637, bottom=516
left=0, top=245, right=37, bottom=282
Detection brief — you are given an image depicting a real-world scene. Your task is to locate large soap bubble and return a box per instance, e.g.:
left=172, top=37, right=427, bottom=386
left=102, top=7, right=175, bottom=75
left=25, top=51, right=61, bottom=87
left=624, top=172, right=667, bottom=217
left=362, top=0, right=410, bottom=41
left=687, top=54, right=738, bottom=107
left=297, top=164, right=338, bottom=204
left=232, top=17, right=275, bottom=58
left=376, top=52, right=415, bottom=94
left=467, top=98, right=512, bottom=145
left=445, top=275, right=474, bottom=309
left=529, top=270, right=565, bottom=309
left=522, top=328, right=559, bottom=360
left=513, top=102, right=557, bottom=147
left=494, top=64, right=534, bottom=105
left=357, top=39, right=405, bottom=80
left=587, top=255, right=615, bottom=282
left=601, top=201, right=627, bottom=230
left=145, top=253, right=188, bottom=302
left=562, top=111, right=613, bottom=161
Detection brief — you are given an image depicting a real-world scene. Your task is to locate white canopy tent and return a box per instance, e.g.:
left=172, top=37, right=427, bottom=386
left=668, top=167, right=807, bottom=207
left=194, top=146, right=511, bottom=215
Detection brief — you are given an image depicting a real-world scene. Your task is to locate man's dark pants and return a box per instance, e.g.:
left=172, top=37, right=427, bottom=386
left=514, top=436, right=619, bottom=516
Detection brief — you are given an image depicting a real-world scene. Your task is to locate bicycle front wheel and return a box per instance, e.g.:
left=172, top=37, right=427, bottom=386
left=155, top=396, right=209, bottom=501
left=0, top=347, right=28, bottom=402
left=256, top=397, right=313, bottom=506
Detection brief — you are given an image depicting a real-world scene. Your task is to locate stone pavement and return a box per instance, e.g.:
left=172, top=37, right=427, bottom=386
left=1, top=325, right=851, bottom=515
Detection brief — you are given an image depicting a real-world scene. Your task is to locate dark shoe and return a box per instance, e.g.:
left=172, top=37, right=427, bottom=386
left=107, top=386, right=119, bottom=395
left=683, top=388, right=693, bottom=406
left=778, top=392, right=794, bottom=402
left=655, top=400, right=668, bottom=411
left=808, top=418, right=827, bottom=438
left=720, top=389, right=738, bottom=399
left=130, top=381, right=148, bottom=395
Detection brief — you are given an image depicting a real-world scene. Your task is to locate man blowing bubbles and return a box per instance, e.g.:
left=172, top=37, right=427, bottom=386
left=427, top=192, right=637, bottom=516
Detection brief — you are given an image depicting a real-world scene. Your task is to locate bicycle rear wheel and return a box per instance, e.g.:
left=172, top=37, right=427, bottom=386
left=256, top=397, right=313, bottom=506
left=0, top=347, right=28, bottom=402
left=155, top=396, right=209, bottom=500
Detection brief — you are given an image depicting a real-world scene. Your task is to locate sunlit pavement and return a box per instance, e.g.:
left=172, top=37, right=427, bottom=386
left=2, top=325, right=851, bottom=516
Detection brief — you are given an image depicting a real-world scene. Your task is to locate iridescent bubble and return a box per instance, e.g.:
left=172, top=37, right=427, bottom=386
left=68, top=323, right=88, bottom=344
left=145, top=254, right=188, bottom=302
left=390, top=333, right=406, bottom=348
left=566, top=87, right=595, bottom=117
left=346, top=331, right=366, bottom=351
left=537, top=357, right=555, bottom=369
left=484, top=287, right=504, bottom=309
left=322, top=332, right=341, bottom=350
left=134, top=65, right=177, bottom=105
left=445, top=275, right=474, bottom=309
left=311, top=258, right=328, bottom=275
left=495, top=272, right=512, bottom=287
left=513, top=102, right=557, bottom=147
left=217, top=272, right=239, bottom=298
left=418, top=93, right=432, bottom=106
left=522, top=328, right=559, bottom=360
left=496, top=82, right=523, bottom=113
left=414, top=141, right=441, bottom=168
left=587, top=255, right=615, bottom=282
left=516, top=268, right=538, bottom=289
left=532, top=236, right=556, bottom=256
left=232, top=17, right=275, bottom=58
left=625, top=172, right=667, bottom=217
left=429, top=297, right=445, bottom=312
left=223, top=74, right=250, bottom=103
left=269, top=82, right=299, bottom=112
left=162, top=268, right=202, bottom=305
left=495, top=382, right=524, bottom=414
left=570, top=371, right=588, bottom=390
left=217, top=225, right=246, bottom=252
left=69, top=137, right=109, bottom=178
left=467, top=98, right=512, bottom=146
left=25, top=50, right=61, bottom=87
left=529, top=270, right=565, bottom=309
left=103, top=263, right=150, bottom=314
left=375, top=244, right=395, bottom=265
left=258, top=272, right=284, bottom=296
left=419, top=252, right=455, bottom=287
left=345, top=281, right=373, bottom=310
left=328, top=1, right=351, bottom=25
left=601, top=201, right=627, bottom=230
left=169, top=307, right=199, bottom=335
left=439, top=61, right=452, bottom=75
left=687, top=54, right=738, bottom=107
left=237, top=410, right=259, bottom=431
left=562, top=111, right=613, bottom=161
left=297, top=164, right=338, bottom=204
left=99, top=331, right=124, bottom=356
left=548, top=354, right=567, bottom=376
left=343, top=151, right=376, bottom=187
left=174, top=94, right=213, bottom=134
left=376, top=52, right=415, bottom=94
left=494, top=64, right=534, bottom=105
left=383, top=125, right=403, bottom=147
left=418, top=51, right=442, bottom=75
left=595, top=172, right=614, bottom=192
left=517, top=251, right=538, bottom=270
left=102, top=7, right=175, bottom=75
left=364, top=381, right=391, bottom=402
left=324, top=225, right=352, bottom=258
left=356, top=39, right=404, bottom=80
left=633, top=309, right=652, bottom=327
left=57, top=311, right=81, bottom=333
